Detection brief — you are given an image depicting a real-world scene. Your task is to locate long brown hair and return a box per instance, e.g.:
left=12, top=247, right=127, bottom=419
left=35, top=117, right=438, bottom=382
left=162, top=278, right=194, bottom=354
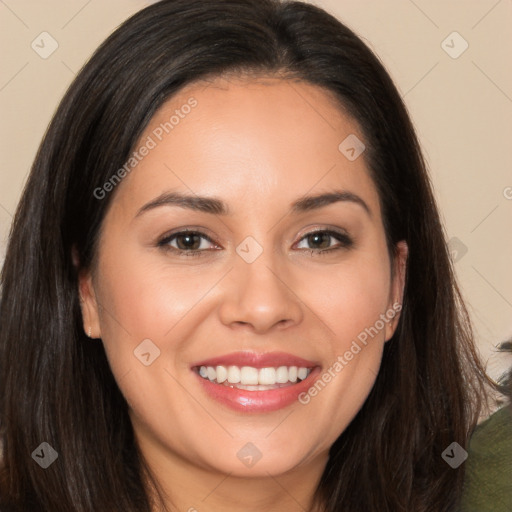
left=0, top=1, right=490, bottom=510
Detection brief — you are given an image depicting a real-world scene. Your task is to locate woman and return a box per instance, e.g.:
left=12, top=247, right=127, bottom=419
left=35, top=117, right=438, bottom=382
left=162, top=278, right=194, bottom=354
left=0, top=0, right=491, bottom=510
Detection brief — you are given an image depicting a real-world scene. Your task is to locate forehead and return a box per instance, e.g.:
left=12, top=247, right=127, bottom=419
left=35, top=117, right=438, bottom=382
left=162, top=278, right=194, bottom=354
left=109, top=75, right=380, bottom=219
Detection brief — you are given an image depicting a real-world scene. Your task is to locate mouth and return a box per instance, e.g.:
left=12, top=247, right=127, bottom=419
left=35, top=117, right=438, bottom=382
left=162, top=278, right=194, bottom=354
left=194, top=364, right=313, bottom=391
left=191, top=351, right=320, bottom=412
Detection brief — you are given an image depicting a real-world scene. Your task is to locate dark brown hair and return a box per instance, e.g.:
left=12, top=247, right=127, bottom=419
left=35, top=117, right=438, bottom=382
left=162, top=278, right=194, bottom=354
left=0, top=0, right=490, bottom=510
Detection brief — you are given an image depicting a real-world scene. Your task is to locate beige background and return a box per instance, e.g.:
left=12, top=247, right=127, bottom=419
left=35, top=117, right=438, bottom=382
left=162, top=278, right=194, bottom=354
left=0, top=0, right=511, bottom=380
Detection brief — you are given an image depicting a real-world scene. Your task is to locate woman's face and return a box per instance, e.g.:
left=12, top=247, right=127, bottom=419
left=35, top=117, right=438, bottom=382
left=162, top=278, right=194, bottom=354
left=80, top=77, right=407, bottom=479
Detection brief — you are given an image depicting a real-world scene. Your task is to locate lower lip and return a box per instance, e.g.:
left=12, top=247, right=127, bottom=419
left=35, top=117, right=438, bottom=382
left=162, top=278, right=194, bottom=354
left=194, top=367, right=321, bottom=413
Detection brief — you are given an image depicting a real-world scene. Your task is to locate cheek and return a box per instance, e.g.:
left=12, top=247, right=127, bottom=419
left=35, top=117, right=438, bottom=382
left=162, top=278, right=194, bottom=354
left=92, top=248, right=232, bottom=439
left=92, top=254, right=207, bottom=443
left=303, top=255, right=392, bottom=344
left=95, top=248, right=222, bottom=349
left=291, top=254, right=391, bottom=440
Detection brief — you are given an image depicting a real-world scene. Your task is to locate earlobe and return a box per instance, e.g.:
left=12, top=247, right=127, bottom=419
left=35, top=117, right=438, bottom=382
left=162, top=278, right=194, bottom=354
left=384, top=240, right=408, bottom=342
left=78, top=270, right=102, bottom=340
left=73, top=245, right=102, bottom=339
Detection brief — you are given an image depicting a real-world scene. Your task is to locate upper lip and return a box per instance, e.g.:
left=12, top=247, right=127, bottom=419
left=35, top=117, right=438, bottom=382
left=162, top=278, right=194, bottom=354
left=191, top=351, right=319, bottom=369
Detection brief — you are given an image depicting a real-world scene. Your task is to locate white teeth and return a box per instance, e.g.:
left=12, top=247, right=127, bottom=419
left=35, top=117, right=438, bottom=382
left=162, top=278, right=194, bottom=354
left=197, top=364, right=312, bottom=386
left=297, top=367, right=308, bottom=380
left=216, top=365, right=227, bottom=383
left=258, top=367, right=276, bottom=385
left=227, top=365, right=241, bottom=384
left=276, top=366, right=289, bottom=383
left=240, top=366, right=259, bottom=385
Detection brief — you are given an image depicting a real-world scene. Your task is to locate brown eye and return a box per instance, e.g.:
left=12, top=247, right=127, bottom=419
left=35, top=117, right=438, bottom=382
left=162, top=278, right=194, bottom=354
left=174, top=233, right=202, bottom=250
left=158, top=230, right=218, bottom=256
left=295, top=229, right=354, bottom=253
left=305, top=232, right=331, bottom=249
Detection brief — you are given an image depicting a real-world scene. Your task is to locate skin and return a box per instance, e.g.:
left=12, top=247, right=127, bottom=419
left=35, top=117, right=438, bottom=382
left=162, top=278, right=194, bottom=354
left=79, top=76, right=408, bottom=511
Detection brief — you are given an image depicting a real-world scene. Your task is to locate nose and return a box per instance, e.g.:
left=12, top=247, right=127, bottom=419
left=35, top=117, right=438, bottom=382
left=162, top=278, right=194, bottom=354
left=217, top=250, right=304, bottom=334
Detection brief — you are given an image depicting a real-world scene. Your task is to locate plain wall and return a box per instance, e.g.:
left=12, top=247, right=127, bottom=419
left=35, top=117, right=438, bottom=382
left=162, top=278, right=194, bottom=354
left=0, top=0, right=511, bottom=380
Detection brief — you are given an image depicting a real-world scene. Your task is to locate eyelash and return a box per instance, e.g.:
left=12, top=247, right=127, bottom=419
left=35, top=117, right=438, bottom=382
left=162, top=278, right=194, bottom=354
left=157, top=228, right=354, bottom=258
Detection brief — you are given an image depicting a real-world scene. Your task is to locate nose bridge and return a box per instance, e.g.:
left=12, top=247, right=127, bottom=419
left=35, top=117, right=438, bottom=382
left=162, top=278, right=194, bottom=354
left=218, top=234, right=303, bottom=332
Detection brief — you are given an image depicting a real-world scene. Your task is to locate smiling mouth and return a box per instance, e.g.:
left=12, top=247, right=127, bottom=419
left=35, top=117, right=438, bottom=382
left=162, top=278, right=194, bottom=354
left=194, top=364, right=313, bottom=391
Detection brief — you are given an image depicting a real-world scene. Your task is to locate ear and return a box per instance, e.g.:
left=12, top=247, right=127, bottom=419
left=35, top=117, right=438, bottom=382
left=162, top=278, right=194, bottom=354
left=384, top=240, right=408, bottom=342
left=73, top=247, right=102, bottom=339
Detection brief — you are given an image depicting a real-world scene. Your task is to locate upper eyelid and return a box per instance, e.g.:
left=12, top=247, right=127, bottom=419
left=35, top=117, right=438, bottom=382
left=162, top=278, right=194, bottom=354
left=294, top=229, right=353, bottom=249
left=295, top=226, right=350, bottom=238
left=159, top=227, right=215, bottom=241
left=160, top=230, right=217, bottom=247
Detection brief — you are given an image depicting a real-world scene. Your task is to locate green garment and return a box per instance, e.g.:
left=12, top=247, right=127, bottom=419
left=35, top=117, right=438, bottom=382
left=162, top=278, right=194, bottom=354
left=460, top=405, right=512, bottom=512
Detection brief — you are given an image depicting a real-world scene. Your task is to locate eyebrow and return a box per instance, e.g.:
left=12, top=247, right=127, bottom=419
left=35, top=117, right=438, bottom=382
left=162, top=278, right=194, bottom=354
left=291, top=190, right=371, bottom=217
left=135, top=189, right=371, bottom=218
left=136, top=192, right=227, bottom=217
